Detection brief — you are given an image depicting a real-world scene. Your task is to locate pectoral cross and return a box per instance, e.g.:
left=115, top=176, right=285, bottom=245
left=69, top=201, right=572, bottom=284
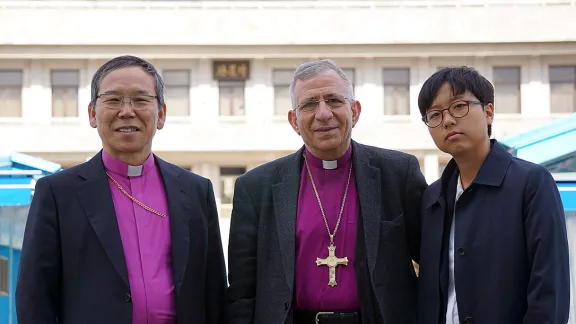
left=316, top=244, right=348, bottom=287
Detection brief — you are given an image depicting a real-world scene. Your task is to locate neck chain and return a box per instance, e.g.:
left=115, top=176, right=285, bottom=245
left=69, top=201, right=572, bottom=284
left=105, top=171, right=167, bottom=218
left=303, top=154, right=353, bottom=245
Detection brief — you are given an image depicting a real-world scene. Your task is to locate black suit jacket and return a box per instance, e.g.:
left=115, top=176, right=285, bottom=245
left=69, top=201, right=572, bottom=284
left=225, top=141, right=428, bottom=324
left=16, top=151, right=227, bottom=324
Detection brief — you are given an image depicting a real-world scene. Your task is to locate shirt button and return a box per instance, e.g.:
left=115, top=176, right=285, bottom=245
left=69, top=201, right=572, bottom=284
left=125, top=292, right=131, bottom=302
left=457, top=247, right=466, bottom=256
left=464, top=316, right=473, bottom=324
left=284, top=302, right=289, bottom=311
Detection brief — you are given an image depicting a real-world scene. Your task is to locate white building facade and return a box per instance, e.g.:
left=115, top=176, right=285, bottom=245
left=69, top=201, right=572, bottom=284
left=1, top=0, right=576, bottom=217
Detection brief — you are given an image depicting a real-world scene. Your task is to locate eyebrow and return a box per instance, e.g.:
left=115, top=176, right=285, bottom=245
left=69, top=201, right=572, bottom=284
left=300, top=92, right=341, bottom=103
left=100, top=90, right=154, bottom=95
left=429, top=95, right=466, bottom=110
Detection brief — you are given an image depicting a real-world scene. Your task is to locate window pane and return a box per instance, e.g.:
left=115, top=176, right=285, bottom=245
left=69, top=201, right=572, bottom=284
left=493, top=67, right=521, bottom=114
left=220, top=167, right=246, bottom=204
left=52, top=87, right=78, bottom=117
left=342, top=68, right=355, bottom=86
left=0, top=87, right=22, bottom=117
left=550, top=83, right=576, bottom=113
left=549, top=66, right=576, bottom=83
left=0, top=257, right=8, bottom=295
left=219, top=82, right=245, bottom=116
left=274, top=85, right=291, bottom=115
left=51, top=70, right=79, bottom=87
left=384, top=85, right=410, bottom=115
left=272, top=69, right=293, bottom=85
left=0, top=70, right=23, bottom=87
left=165, top=86, right=190, bottom=116
left=383, top=68, right=410, bottom=86
left=493, top=67, right=520, bottom=84
left=494, top=84, right=521, bottom=114
left=164, top=70, right=190, bottom=86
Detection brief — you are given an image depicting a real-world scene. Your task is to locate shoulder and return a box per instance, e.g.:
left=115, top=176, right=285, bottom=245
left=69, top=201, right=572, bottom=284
left=35, top=162, right=87, bottom=188
left=157, top=158, right=213, bottom=189
left=508, top=156, right=554, bottom=184
left=239, top=152, right=295, bottom=182
left=357, top=143, right=420, bottom=169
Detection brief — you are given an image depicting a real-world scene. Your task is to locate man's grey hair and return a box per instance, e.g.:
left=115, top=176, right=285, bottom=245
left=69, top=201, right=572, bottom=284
left=90, top=55, right=165, bottom=109
left=289, top=59, right=355, bottom=109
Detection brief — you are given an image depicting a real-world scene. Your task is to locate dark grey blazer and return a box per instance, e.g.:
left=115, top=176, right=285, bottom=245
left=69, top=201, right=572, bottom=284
left=225, top=141, right=428, bottom=324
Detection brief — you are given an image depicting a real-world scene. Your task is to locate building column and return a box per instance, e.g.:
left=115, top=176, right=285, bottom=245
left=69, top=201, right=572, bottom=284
left=22, top=59, right=51, bottom=123
left=424, top=154, right=440, bottom=184
left=522, top=55, right=548, bottom=117
left=357, top=58, right=382, bottom=122
left=411, top=57, right=431, bottom=120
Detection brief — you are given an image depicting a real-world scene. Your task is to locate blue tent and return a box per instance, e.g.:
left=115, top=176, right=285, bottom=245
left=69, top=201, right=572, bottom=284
left=0, top=152, right=61, bottom=324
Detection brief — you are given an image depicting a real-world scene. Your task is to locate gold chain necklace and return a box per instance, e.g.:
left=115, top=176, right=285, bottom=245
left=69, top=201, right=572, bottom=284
left=105, top=171, right=167, bottom=218
left=303, top=154, right=353, bottom=244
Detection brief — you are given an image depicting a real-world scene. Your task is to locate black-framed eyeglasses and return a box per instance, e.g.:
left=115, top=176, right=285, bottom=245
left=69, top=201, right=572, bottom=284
left=97, top=93, right=158, bottom=110
left=295, top=95, right=352, bottom=113
left=422, top=100, right=483, bottom=128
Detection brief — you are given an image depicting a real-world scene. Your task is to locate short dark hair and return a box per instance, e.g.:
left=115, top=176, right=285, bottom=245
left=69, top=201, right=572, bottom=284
left=90, top=55, right=165, bottom=109
left=418, top=66, right=494, bottom=137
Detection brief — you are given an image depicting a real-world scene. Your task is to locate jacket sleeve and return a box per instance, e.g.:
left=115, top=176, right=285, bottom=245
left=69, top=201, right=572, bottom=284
left=402, top=155, right=428, bottom=264
left=204, top=179, right=228, bottom=324
left=15, top=177, right=61, bottom=324
left=523, top=167, right=570, bottom=324
left=225, top=177, right=258, bottom=324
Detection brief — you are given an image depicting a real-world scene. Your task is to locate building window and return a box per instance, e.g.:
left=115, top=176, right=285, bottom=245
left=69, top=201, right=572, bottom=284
left=0, top=257, right=8, bottom=295
left=493, top=67, right=521, bottom=114
left=383, top=68, right=410, bottom=115
left=273, top=69, right=293, bottom=116
left=51, top=70, right=79, bottom=118
left=549, top=66, right=576, bottom=113
left=163, top=70, right=190, bottom=116
left=0, top=70, right=23, bottom=117
left=220, top=167, right=246, bottom=205
left=219, top=81, right=245, bottom=116
left=342, top=68, right=356, bottom=96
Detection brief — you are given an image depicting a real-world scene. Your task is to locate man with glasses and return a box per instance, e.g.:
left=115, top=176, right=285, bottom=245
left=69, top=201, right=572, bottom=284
left=226, top=59, right=428, bottom=324
left=416, top=66, right=570, bottom=324
left=16, top=55, right=227, bottom=324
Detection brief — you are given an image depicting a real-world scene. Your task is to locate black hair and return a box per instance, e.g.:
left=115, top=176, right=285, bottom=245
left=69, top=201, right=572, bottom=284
left=418, top=66, right=494, bottom=136
left=90, top=55, right=165, bottom=109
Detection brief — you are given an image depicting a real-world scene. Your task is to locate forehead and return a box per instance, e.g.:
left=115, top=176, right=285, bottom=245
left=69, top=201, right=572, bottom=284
left=430, top=82, right=475, bottom=108
left=293, top=70, right=347, bottom=100
left=99, top=66, right=155, bottom=93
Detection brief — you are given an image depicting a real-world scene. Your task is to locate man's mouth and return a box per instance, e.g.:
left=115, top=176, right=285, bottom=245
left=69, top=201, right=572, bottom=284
left=446, top=132, right=462, bottom=140
left=116, top=126, right=140, bottom=133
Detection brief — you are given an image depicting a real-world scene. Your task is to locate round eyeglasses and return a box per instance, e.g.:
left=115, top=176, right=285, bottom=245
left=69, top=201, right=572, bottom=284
left=422, top=100, right=483, bottom=128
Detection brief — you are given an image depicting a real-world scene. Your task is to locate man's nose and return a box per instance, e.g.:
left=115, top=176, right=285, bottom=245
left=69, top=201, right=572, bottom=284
left=315, top=101, right=333, bottom=120
left=442, top=110, right=456, bottom=127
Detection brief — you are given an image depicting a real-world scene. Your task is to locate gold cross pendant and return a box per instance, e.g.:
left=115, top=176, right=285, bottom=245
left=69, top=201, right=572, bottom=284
left=316, top=244, right=348, bottom=287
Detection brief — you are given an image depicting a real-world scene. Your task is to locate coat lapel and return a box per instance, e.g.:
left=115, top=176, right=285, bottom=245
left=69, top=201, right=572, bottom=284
left=77, top=151, right=130, bottom=287
left=271, top=148, right=304, bottom=292
left=156, top=157, right=192, bottom=296
left=352, top=141, right=382, bottom=278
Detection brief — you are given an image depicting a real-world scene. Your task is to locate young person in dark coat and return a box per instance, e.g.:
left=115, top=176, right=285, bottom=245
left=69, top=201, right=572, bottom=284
left=416, top=66, right=570, bottom=324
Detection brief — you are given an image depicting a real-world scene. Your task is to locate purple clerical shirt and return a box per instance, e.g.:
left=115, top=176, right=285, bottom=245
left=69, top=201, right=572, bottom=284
left=102, top=151, right=177, bottom=324
left=294, top=146, right=360, bottom=311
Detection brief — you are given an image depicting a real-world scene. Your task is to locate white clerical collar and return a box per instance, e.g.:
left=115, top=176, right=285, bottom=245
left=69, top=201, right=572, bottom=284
left=322, top=160, right=338, bottom=170
left=127, top=165, right=143, bottom=177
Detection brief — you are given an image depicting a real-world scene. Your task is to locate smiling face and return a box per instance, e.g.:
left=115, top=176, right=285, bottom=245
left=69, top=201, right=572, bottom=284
left=288, top=69, right=361, bottom=160
left=426, top=82, right=493, bottom=157
left=88, top=66, right=166, bottom=163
